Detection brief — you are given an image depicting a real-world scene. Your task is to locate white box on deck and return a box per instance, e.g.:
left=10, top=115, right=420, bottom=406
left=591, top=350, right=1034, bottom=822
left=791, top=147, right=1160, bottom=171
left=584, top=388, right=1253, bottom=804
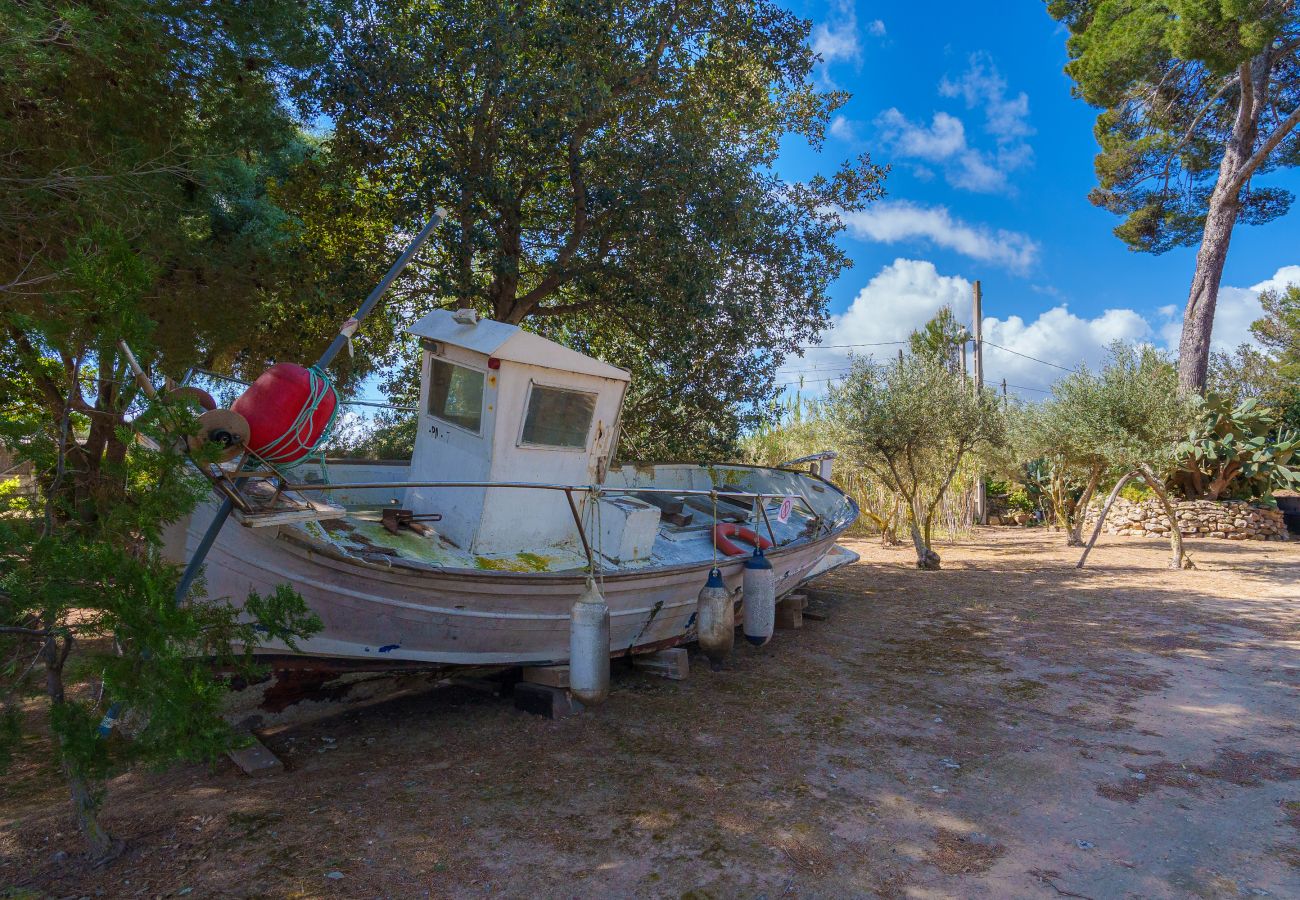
left=591, top=496, right=660, bottom=563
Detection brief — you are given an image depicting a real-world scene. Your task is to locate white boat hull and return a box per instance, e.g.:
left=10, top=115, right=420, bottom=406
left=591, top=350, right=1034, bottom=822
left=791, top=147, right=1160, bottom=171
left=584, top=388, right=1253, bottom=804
left=168, top=499, right=858, bottom=669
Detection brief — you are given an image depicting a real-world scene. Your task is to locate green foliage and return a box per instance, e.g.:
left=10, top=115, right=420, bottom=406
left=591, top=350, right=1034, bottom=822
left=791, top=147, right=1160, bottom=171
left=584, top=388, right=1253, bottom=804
left=1047, top=1, right=1300, bottom=255
left=1072, top=343, right=1193, bottom=474
left=1119, top=481, right=1155, bottom=502
left=1005, top=486, right=1035, bottom=513
left=0, top=0, right=340, bottom=378
left=305, top=0, right=887, bottom=461
left=907, top=306, right=968, bottom=369
left=0, top=0, right=336, bottom=855
left=0, top=391, right=320, bottom=853
left=1172, top=394, right=1300, bottom=500
left=826, top=345, right=1006, bottom=567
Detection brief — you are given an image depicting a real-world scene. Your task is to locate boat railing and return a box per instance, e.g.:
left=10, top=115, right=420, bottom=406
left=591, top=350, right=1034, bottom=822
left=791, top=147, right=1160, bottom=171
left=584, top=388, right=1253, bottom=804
left=273, top=478, right=826, bottom=571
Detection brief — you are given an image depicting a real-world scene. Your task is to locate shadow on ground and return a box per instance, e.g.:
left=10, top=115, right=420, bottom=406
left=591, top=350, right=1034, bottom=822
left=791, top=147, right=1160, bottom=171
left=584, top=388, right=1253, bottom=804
left=2, top=530, right=1298, bottom=898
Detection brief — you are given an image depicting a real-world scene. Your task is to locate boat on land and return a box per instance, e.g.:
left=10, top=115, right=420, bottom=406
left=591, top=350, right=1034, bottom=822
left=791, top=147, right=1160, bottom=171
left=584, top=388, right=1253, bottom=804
left=164, top=307, right=859, bottom=681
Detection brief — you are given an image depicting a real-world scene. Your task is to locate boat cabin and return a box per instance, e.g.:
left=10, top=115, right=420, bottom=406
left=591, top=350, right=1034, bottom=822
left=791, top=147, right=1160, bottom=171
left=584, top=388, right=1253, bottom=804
left=404, top=309, right=635, bottom=556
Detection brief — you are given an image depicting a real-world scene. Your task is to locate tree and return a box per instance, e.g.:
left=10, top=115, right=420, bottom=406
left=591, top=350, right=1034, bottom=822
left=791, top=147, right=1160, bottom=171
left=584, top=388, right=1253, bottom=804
left=1048, top=1, right=1300, bottom=393
left=1012, top=381, right=1110, bottom=546
left=1073, top=344, right=1196, bottom=568
left=305, top=0, right=885, bottom=459
left=0, top=0, right=335, bottom=859
left=827, top=352, right=1006, bottom=569
left=908, top=305, right=968, bottom=372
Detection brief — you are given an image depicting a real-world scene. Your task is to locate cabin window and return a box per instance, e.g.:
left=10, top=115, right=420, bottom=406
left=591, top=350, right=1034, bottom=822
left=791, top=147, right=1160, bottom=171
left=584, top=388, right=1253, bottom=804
left=521, top=383, right=596, bottom=449
left=427, top=357, right=484, bottom=433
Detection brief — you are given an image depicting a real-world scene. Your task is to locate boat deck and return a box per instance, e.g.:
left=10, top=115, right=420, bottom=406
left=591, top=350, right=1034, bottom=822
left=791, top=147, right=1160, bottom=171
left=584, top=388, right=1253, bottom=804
left=299, top=492, right=827, bottom=575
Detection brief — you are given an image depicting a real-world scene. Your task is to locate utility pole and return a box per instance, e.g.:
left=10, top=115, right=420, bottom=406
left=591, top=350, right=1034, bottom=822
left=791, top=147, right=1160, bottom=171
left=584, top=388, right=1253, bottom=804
left=1001, top=378, right=1008, bottom=411
left=972, top=280, right=986, bottom=525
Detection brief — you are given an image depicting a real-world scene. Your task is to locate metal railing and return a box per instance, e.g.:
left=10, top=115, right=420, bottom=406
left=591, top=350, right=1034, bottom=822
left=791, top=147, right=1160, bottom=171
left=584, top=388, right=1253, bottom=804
left=279, top=478, right=825, bottom=572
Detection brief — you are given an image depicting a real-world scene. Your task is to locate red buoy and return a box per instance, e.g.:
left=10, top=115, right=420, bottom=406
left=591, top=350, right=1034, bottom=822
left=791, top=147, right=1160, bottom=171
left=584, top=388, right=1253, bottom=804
left=231, top=363, right=338, bottom=465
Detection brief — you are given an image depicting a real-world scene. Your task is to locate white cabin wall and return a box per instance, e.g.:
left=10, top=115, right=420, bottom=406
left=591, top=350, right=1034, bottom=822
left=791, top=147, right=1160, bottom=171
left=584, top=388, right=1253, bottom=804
left=404, top=346, right=499, bottom=549
left=471, top=363, right=627, bottom=556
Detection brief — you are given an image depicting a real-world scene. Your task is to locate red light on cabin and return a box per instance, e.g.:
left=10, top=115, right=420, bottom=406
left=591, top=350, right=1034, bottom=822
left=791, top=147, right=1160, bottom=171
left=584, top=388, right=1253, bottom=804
left=488, top=357, right=501, bottom=370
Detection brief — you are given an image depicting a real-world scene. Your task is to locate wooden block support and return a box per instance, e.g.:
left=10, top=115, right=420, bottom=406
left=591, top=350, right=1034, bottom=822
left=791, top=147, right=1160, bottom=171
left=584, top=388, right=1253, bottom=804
left=776, top=596, right=803, bottom=629
left=632, top=648, right=689, bottom=680
left=522, top=665, right=570, bottom=688
left=227, top=734, right=284, bottom=776
left=513, top=682, right=583, bottom=719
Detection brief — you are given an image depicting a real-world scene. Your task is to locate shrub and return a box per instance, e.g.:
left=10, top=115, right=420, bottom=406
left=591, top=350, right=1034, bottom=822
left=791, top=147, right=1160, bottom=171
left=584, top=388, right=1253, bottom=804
left=1172, top=396, right=1300, bottom=501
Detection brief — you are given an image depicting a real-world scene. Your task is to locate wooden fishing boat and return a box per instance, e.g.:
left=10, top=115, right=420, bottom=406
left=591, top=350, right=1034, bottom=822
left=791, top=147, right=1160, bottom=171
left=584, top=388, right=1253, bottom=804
left=164, top=309, right=859, bottom=678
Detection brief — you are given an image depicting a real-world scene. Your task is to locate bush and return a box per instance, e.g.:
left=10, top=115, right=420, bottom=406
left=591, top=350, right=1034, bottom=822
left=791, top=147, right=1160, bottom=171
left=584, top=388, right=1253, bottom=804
left=1005, top=486, right=1035, bottom=512
left=1172, top=396, right=1300, bottom=500
left=1119, top=481, right=1153, bottom=503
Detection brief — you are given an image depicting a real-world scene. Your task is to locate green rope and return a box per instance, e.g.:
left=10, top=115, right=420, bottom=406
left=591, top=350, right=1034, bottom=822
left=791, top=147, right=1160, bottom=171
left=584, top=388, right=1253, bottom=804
left=250, top=365, right=340, bottom=467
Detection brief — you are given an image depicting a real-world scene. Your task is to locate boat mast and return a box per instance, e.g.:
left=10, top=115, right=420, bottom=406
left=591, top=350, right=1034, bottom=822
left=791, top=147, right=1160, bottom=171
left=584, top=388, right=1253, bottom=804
left=172, top=209, right=446, bottom=605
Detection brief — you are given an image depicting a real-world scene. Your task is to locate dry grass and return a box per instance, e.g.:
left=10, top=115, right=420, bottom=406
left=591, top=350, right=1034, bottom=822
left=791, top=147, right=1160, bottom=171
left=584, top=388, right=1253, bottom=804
left=2, top=528, right=1299, bottom=897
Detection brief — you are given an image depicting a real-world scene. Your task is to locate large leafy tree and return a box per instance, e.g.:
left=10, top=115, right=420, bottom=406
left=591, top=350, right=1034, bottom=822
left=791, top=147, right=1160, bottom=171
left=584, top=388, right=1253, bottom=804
left=0, top=0, right=336, bottom=859
left=1047, top=1, right=1300, bottom=393
left=306, top=0, right=885, bottom=459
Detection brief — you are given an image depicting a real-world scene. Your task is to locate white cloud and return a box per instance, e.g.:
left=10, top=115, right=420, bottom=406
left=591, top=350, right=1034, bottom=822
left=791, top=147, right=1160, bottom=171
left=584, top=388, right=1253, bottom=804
left=829, top=114, right=860, bottom=143
left=811, top=0, right=861, bottom=66
left=1156, top=265, right=1300, bottom=352
left=875, top=54, right=1032, bottom=194
left=939, top=52, right=1033, bottom=143
left=875, top=109, right=966, bottom=161
left=782, top=262, right=1300, bottom=397
left=841, top=200, right=1040, bottom=272
left=867, top=19, right=886, bottom=37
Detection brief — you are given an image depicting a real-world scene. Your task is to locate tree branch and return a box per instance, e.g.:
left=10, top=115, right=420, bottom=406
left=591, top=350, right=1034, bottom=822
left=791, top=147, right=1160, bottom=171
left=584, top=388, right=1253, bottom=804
left=1228, top=103, right=1300, bottom=194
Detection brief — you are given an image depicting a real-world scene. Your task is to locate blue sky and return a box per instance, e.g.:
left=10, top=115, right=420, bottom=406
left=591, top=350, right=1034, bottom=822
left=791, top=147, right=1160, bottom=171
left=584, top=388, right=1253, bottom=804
left=776, top=0, right=1300, bottom=396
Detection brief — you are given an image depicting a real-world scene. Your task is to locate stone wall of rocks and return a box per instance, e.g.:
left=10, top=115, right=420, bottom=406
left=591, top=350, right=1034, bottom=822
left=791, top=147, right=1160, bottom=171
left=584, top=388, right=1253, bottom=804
left=1083, top=498, right=1289, bottom=541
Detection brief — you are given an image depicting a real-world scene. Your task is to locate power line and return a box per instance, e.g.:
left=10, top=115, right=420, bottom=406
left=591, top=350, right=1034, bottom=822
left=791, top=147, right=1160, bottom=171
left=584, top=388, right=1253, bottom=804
left=987, top=379, right=1050, bottom=394
left=981, top=340, right=1081, bottom=374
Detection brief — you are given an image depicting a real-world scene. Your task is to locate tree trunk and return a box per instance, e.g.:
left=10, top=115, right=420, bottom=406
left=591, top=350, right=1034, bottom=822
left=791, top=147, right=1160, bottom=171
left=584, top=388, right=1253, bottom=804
left=66, top=767, right=116, bottom=861
left=44, top=632, right=117, bottom=861
left=908, top=514, right=940, bottom=570
left=1067, top=468, right=1102, bottom=547
left=1177, top=190, right=1242, bottom=394
left=1177, top=59, right=1265, bottom=395
left=1139, top=464, right=1193, bottom=570
left=1076, top=472, right=1138, bottom=569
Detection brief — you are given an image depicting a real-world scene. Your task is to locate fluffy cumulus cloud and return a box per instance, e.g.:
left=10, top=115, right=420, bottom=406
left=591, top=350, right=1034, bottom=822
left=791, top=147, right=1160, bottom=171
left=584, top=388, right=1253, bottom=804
left=1155, top=265, right=1300, bottom=352
left=871, top=53, right=1033, bottom=193
left=828, top=114, right=860, bottom=143
left=780, top=261, right=1300, bottom=397
left=841, top=201, right=1040, bottom=272
left=811, top=0, right=862, bottom=67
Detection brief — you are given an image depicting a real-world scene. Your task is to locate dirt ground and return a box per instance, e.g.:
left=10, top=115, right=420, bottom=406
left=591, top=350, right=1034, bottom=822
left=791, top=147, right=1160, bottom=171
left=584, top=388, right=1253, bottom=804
left=3, top=529, right=1299, bottom=899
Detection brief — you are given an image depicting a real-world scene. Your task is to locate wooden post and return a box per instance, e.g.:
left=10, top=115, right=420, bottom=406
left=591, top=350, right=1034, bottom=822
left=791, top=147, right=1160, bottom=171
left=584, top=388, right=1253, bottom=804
left=972, top=281, right=986, bottom=525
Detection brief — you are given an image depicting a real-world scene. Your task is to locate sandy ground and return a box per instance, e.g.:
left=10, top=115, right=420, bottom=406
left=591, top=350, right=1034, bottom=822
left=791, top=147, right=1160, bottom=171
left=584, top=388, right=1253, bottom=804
left=2, top=528, right=1298, bottom=899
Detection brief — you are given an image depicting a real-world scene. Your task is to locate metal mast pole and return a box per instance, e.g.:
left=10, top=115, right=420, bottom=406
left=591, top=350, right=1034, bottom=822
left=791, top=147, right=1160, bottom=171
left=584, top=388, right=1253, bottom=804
left=173, top=209, right=446, bottom=605
left=972, top=280, right=987, bottom=525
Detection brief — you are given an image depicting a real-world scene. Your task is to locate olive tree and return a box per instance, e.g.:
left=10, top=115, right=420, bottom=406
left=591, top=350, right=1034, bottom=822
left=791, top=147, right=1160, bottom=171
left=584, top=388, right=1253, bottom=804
left=827, top=352, right=1006, bottom=570
left=1075, top=344, right=1197, bottom=569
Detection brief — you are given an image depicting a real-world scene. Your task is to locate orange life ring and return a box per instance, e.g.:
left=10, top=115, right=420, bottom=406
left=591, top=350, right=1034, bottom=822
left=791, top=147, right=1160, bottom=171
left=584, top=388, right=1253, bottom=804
left=712, top=523, right=774, bottom=557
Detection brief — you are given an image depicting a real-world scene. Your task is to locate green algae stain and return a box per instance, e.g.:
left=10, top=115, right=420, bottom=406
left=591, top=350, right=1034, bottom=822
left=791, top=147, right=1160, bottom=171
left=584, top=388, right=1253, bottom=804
left=516, top=552, right=550, bottom=572
left=474, top=552, right=557, bottom=572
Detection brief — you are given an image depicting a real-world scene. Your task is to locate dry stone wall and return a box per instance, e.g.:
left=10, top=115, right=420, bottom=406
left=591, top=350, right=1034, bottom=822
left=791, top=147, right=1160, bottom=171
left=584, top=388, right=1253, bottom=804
left=1083, top=498, right=1288, bottom=541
